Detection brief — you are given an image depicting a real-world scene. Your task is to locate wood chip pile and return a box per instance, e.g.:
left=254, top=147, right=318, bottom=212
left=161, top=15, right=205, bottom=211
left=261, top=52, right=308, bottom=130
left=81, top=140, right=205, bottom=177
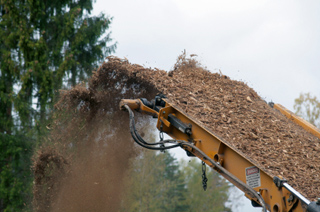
left=93, top=55, right=320, bottom=201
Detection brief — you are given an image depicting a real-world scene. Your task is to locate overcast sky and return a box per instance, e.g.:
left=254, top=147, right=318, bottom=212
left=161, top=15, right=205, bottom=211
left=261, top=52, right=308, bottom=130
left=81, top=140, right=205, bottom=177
left=93, top=1, right=319, bottom=211
left=94, top=0, right=320, bottom=111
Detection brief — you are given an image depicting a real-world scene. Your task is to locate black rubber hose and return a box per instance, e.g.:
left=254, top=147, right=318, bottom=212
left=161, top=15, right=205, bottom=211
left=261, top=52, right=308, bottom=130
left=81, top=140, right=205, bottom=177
left=125, top=105, right=181, bottom=150
left=130, top=110, right=182, bottom=146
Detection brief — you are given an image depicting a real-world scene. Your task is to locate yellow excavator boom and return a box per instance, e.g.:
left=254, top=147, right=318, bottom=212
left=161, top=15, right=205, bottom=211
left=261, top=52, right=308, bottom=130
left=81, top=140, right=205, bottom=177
left=120, top=95, right=320, bottom=212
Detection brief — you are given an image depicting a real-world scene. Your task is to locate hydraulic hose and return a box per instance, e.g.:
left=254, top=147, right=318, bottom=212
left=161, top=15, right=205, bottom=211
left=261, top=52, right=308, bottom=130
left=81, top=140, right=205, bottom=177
left=125, top=105, right=181, bottom=150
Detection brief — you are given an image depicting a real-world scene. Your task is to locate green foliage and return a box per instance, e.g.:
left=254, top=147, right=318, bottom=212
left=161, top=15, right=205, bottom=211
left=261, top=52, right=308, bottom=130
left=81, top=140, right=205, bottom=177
left=1, top=0, right=116, bottom=126
left=294, top=93, right=320, bottom=128
left=0, top=0, right=116, bottom=210
left=122, top=150, right=189, bottom=212
left=122, top=151, right=232, bottom=212
left=181, top=158, right=231, bottom=212
left=0, top=133, right=33, bottom=212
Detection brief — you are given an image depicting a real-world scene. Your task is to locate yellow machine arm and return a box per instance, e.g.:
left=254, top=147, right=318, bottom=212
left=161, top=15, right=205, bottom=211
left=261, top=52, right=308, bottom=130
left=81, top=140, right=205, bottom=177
left=120, top=95, right=320, bottom=212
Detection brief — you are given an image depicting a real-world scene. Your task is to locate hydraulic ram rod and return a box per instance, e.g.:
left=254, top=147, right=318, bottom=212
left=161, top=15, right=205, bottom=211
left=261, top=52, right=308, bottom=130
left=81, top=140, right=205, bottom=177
left=283, top=183, right=310, bottom=205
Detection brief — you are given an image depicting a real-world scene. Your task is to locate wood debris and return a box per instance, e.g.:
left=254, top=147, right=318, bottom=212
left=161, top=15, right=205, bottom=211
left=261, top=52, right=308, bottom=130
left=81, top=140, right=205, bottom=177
left=92, top=56, right=320, bottom=201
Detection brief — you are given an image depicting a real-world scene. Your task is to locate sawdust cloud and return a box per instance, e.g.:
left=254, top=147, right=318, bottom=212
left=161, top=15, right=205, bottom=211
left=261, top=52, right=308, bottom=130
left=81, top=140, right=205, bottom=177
left=32, top=57, right=159, bottom=212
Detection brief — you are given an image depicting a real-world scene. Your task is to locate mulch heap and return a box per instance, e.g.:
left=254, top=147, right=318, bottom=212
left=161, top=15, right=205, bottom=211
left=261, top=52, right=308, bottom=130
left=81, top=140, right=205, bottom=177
left=95, top=54, right=320, bottom=201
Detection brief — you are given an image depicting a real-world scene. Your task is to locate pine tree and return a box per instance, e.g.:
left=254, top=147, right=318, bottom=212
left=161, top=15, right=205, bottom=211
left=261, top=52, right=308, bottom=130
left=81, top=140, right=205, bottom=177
left=122, top=150, right=189, bottom=212
left=0, top=0, right=116, bottom=210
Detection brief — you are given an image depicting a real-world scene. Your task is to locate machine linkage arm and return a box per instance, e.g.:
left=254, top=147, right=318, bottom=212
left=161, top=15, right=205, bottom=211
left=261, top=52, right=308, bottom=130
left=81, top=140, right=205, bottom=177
left=120, top=95, right=320, bottom=212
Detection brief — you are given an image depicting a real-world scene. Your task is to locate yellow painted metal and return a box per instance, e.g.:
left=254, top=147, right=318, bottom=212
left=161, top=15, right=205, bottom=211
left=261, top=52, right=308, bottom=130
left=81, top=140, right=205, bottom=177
left=157, top=100, right=307, bottom=212
left=274, top=103, right=320, bottom=140
left=119, top=99, right=140, bottom=111
left=120, top=99, right=158, bottom=117
left=121, top=98, right=308, bottom=212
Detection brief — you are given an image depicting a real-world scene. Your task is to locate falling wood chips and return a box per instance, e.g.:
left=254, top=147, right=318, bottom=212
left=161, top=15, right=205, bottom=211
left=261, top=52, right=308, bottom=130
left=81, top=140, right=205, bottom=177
left=92, top=56, right=320, bottom=201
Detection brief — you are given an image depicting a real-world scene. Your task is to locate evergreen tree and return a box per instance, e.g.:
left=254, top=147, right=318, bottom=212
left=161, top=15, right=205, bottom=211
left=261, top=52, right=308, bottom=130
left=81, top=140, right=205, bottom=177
left=180, top=159, right=232, bottom=212
left=122, top=150, right=189, bottom=212
left=0, top=0, right=116, bottom=210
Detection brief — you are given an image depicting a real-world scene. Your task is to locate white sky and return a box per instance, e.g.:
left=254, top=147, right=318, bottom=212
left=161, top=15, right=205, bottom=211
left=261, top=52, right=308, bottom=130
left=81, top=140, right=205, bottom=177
left=93, top=1, right=320, bottom=211
left=94, top=0, right=320, bottom=111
